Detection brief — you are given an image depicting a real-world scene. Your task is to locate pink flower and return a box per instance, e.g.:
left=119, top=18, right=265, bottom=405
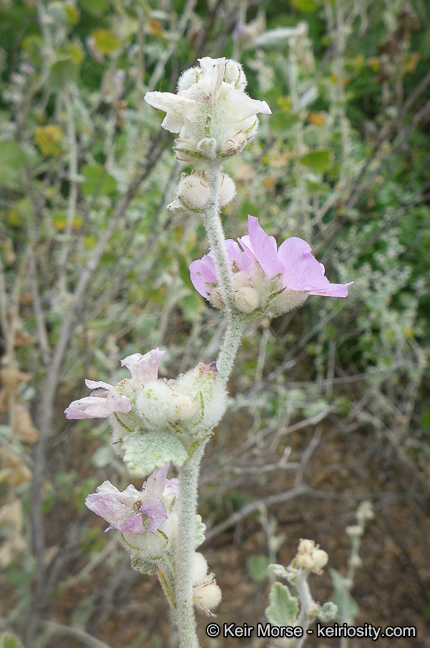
left=85, top=465, right=178, bottom=535
left=64, top=349, right=165, bottom=420
left=190, top=215, right=352, bottom=317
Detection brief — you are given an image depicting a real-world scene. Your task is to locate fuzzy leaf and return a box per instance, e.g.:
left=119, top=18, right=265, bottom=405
left=122, top=430, right=187, bottom=477
left=265, top=582, right=299, bottom=626
left=330, top=568, right=359, bottom=623
left=268, top=563, right=289, bottom=579
left=319, top=601, right=338, bottom=622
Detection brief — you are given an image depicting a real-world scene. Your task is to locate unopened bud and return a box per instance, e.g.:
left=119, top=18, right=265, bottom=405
left=178, top=172, right=209, bottom=211
left=234, top=286, right=259, bottom=313
left=192, top=552, right=209, bottom=585
left=218, top=174, right=236, bottom=206
left=224, top=59, right=247, bottom=90
left=177, top=66, right=202, bottom=92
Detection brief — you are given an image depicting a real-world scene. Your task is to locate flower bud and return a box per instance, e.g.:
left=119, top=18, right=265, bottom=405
left=178, top=172, right=210, bottom=211
left=218, top=173, right=236, bottom=206
left=224, top=59, right=247, bottom=90
left=296, top=539, right=328, bottom=575
left=233, top=286, right=259, bottom=313
left=192, top=552, right=209, bottom=585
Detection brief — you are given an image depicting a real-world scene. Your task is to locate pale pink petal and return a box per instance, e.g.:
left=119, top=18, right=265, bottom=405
left=143, top=465, right=169, bottom=497
left=225, top=239, right=253, bottom=273
left=85, top=491, right=133, bottom=525
left=189, top=260, right=208, bottom=297
left=140, top=493, right=168, bottom=534
left=115, top=513, right=146, bottom=533
left=85, top=379, right=114, bottom=394
left=163, top=477, right=179, bottom=496
left=65, top=392, right=131, bottom=419
left=121, top=349, right=165, bottom=383
left=245, top=215, right=284, bottom=277
left=200, top=253, right=218, bottom=283
left=278, top=237, right=352, bottom=297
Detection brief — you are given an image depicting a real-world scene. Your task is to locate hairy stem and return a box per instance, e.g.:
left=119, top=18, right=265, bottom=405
left=175, top=443, right=206, bottom=648
left=217, top=312, right=245, bottom=382
left=293, top=570, right=314, bottom=648
left=203, top=162, right=234, bottom=312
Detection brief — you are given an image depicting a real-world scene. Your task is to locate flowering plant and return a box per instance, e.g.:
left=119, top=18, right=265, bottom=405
left=66, top=56, right=349, bottom=648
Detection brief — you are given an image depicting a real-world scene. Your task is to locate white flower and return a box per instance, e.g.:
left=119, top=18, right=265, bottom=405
left=145, top=57, right=271, bottom=161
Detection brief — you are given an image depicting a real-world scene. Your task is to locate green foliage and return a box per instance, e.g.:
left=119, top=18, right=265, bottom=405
left=0, top=634, right=24, bottom=648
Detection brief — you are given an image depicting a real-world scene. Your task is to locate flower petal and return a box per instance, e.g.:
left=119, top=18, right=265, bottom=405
left=243, top=215, right=284, bottom=277
left=84, top=379, right=114, bottom=394
left=221, top=84, right=272, bottom=121
left=278, top=237, right=352, bottom=297
left=121, top=349, right=166, bottom=383
left=140, top=493, right=168, bottom=534
left=85, top=491, right=133, bottom=525
left=65, top=392, right=131, bottom=419
left=143, top=464, right=169, bottom=497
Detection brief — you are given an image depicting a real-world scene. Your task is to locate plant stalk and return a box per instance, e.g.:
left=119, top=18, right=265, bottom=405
left=175, top=443, right=206, bottom=648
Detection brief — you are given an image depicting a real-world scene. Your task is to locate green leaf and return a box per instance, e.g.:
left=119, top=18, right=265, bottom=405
left=0, top=142, right=27, bottom=170
left=421, top=409, right=430, bottom=430
left=291, top=0, right=320, bottom=11
left=81, top=164, right=117, bottom=197
left=180, top=293, right=202, bottom=323
left=49, top=59, right=78, bottom=91
left=299, top=150, right=332, bottom=174
left=330, top=568, right=359, bottom=624
left=80, top=0, right=110, bottom=17
left=265, top=583, right=299, bottom=626
left=91, top=29, right=121, bottom=55
left=122, top=431, right=187, bottom=477
left=0, top=633, right=24, bottom=648
left=247, top=555, right=270, bottom=583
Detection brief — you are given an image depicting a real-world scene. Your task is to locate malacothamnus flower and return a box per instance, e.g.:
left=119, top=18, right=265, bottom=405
left=190, top=215, right=353, bottom=317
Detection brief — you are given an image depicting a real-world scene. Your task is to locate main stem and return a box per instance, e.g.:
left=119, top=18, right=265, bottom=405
left=174, top=160, right=246, bottom=646
left=175, top=443, right=206, bottom=648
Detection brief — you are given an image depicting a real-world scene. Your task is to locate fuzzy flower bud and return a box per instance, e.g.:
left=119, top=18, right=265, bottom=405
left=190, top=215, right=353, bottom=318
left=145, top=57, right=271, bottom=162
left=296, top=539, right=329, bottom=575
left=173, top=171, right=236, bottom=212
left=191, top=551, right=222, bottom=616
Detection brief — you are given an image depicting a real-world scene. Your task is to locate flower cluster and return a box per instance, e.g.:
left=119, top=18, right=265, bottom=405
left=65, top=350, right=226, bottom=476
left=190, top=215, right=352, bottom=317
left=145, top=57, right=271, bottom=164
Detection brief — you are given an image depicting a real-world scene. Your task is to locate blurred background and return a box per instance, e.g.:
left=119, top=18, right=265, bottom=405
left=0, top=0, right=429, bottom=646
